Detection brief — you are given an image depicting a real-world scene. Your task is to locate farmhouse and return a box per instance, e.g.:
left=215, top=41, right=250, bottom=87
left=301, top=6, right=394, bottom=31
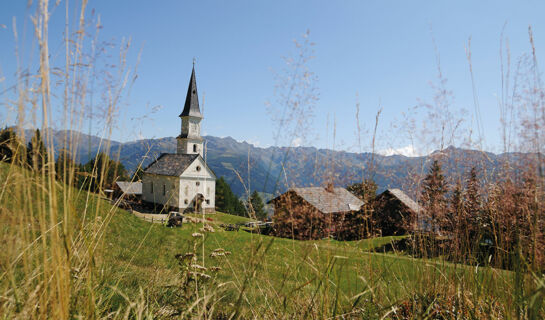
left=141, top=65, right=216, bottom=213
left=373, top=188, right=423, bottom=236
left=270, top=185, right=364, bottom=240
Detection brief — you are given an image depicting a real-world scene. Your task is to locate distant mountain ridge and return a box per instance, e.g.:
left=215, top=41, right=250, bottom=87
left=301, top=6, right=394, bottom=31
left=24, top=128, right=523, bottom=197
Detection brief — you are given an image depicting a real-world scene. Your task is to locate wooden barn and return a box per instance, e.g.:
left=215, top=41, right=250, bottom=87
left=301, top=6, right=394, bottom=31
left=270, top=185, right=364, bottom=240
left=373, top=188, right=423, bottom=236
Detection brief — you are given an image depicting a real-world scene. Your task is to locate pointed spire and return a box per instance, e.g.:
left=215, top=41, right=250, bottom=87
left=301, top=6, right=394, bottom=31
left=180, top=64, right=202, bottom=118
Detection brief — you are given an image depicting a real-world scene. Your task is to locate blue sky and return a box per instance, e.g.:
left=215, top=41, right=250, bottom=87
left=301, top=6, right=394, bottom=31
left=1, top=0, right=544, bottom=155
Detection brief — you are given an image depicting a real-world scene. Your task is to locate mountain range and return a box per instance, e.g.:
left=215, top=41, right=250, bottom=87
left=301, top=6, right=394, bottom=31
left=23, top=129, right=526, bottom=197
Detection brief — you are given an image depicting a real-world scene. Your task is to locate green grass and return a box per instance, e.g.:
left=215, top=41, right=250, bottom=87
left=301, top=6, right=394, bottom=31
left=0, top=161, right=538, bottom=318
left=102, top=208, right=517, bottom=317
left=184, top=211, right=254, bottom=225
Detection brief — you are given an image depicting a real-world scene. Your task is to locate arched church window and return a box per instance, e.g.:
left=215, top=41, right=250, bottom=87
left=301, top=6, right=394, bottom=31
left=193, top=144, right=197, bottom=152
left=196, top=165, right=201, bottom=172
left=184, top=199, right=188, bottom=204
left=196, top=181, right=200, bottom=186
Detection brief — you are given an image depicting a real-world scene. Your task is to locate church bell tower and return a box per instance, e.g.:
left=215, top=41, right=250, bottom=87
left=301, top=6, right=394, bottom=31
left=177, top=64, right=204, bottom=157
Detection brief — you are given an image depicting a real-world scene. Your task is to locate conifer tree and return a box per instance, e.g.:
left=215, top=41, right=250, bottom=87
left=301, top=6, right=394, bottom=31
left=55, top=149, right=77, bottom=185
left=27, top=129, right=48, bottom=172
left=215, top=177, right=246, bottom=216
left=342, top=179, right=377, bottom=239
left=346, top=179, right=377, bottom=203
left=464, top=167, right=481, bottom=229
left=249, top=191, right=267, bottom=220
left=133, top=166, right=145, bottom=181
left=0, top=127, right=24, bottom=164
left=421, top=160, right=448, bottom=232
left=215, top=177, right=231, bottom=212
left=447, top=180, right=463, bottom=233
left=448, top=180, right=469, bottom=259
left=82, top=153, right=127, bottom=192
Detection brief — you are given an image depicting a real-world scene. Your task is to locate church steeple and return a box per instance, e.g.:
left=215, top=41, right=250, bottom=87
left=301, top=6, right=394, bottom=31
left=179, top=64, right=203, bottom=118
left=177, top=63, right=204, bottom=157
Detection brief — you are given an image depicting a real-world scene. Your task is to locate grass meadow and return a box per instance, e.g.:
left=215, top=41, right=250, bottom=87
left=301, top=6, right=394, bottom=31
left=0, top=161, right=534, bottom=318
left=1, top=0, right=545, bottom=318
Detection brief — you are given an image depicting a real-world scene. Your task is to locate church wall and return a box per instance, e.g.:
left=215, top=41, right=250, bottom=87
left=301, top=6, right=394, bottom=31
left=178, top=157, right=216, bottom=212
left=141, top=174, right=180, bottom=209
left=178, top=177, right=215, bottom=213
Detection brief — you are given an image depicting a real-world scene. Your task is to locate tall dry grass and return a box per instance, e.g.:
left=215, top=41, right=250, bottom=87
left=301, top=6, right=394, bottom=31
left=0, top=1, right=544, bottom=319
left=0, top=1, right=139, bottom=318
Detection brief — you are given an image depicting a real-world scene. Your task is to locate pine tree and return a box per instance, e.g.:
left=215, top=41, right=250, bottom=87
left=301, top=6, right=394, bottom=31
left=55, top=149, right=77, bottom=185
left=233, top=197, right=247, bottom=216
left=82, top=153, right=127, bottom=192
left=449, top=180, right=468, bottom=259
left=215, top=177, right=231, bottom=212
left=215, top=177, right=246, bottom=216
left=249, top=191, right=267, bottom=220
left=342, top=179, right=377, bottom=240
left=421, top=160, right=448, bottom=232
left=346, top=179, right=378, bottom=203
left=133, top=166, right=145, bottom=181
left=447, top=180, right=463, bottom=233
left=464, top=167, right=481, bottom=228
left=0, top=127, right=24, bottom=164
left=27, top=129, right=48, bottom=172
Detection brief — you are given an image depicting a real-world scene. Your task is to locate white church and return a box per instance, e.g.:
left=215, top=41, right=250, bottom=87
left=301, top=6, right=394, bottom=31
left=141, top=65, right=216, bottom=213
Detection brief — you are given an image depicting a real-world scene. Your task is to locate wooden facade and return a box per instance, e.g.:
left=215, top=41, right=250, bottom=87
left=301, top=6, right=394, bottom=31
left=373, top=189, right=422, bottom=236
left=271, top=187, right=364, bottom=240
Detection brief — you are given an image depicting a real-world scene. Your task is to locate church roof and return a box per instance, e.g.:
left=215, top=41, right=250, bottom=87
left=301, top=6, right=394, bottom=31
left=143, top=153, right=199, bottom=176
left=272, top=187, right=364, bottom=213
left=179, top=66, right=203, bottom=118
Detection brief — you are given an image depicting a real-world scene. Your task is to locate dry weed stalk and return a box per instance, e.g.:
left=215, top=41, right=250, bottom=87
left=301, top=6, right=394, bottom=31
left=0, top=1, right=139, bottom=318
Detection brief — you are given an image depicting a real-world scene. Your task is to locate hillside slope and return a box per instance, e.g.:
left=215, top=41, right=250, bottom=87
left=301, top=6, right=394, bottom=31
left=0, top=161, right=532, bottom=318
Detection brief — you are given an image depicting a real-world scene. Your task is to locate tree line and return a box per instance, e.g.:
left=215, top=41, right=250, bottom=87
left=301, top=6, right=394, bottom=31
left=215, top=176, right=267, bottom=220
left=348, top=159, right=544, bottom=271
left=417, top=159, right=544, bottom=271
left=0, top=127, right=128, bottom=192
left=1, top=127, right=267, bottom=219
left=271, top=157, right=544, bottom=271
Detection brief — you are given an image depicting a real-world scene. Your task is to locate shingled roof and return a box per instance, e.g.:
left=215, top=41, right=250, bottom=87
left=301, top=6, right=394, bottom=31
left=383, top=189, right=422, bottom=213
left=179, top=66, right=202, bottom=118
left=143, top=153, right=199, bottom=176
left=282, top=187, right=364, bottom=213
left=115, top=181, right=142, bottom=195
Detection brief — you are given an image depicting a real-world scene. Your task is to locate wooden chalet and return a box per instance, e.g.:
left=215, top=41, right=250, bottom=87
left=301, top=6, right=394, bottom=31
left=270, top=185, right=364, bottom=240
left=373, top=188, right=423, bottom=236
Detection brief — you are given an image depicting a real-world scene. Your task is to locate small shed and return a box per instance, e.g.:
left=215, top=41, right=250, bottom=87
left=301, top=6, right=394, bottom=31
left=373, top=188, right=423, bottom=236
left=114, top=181, right=143, bottom=200
left=270, top=186, right=364, bottom=240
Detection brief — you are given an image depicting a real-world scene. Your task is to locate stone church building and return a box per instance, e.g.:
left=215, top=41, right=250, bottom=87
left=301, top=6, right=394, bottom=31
left=141, top=66, right=216, bottom=213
